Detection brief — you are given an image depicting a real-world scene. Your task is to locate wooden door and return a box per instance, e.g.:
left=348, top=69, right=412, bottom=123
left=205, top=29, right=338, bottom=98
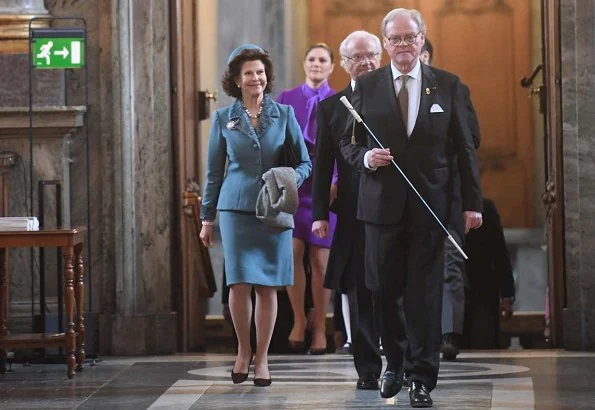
left=541, top=0, right=564, bottom=347
left=309, top=0, right=535, bottom=227
left=170, top=0, right=215, bottom=352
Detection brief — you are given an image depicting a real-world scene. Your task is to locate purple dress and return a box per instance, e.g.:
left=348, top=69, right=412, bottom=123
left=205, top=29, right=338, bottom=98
left=278, top=82, right=338, bottom=248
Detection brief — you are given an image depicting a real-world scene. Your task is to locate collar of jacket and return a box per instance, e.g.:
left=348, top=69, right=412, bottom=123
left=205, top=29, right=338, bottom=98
left=229, top=94, right=280, bottom=140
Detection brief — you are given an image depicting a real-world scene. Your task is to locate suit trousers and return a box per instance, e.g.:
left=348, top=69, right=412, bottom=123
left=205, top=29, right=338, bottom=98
left=441, top=228, right=465, bottom=335
left=347, top=224, right=382, bottom=377
left=365, top=221, right=445, bottom=391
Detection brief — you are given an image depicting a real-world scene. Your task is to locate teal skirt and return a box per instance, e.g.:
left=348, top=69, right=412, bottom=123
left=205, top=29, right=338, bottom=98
left=219, top=211, right=294, bottom=287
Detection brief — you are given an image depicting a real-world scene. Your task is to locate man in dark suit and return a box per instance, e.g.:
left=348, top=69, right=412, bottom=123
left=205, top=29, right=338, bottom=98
left=339, top=8, right=483, bottom=407
left=311, top=30, right=383, bottom=391
left=420, top=38, right=482, bottom=361
left=463, top=198, right=515, bottom=349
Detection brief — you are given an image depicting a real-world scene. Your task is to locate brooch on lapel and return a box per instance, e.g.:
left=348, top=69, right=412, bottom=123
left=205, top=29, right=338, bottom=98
left=226, top=120, right=238, bottom=130
left=425, top=86, right=438, bottom=95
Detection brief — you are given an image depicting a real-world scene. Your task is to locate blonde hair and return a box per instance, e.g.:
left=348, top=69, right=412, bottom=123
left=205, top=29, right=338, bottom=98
left=304, top=42, right=335, bottom=63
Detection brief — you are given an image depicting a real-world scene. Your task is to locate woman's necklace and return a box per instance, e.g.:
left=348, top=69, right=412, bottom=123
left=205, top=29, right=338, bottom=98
left=242, top=102, right=263, bottom=119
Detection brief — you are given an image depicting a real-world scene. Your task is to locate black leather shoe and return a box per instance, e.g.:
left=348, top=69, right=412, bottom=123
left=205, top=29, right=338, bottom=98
left=356, top=374, right=379, bottom=390
left=231, top=356, right=252, bottom=384
left=409, top=380, right=433, bottom=408
left=379, top=370, right=402, bottom=398
left=288, top=339, right=307, bottom=353
left=254, top=377, right=272, bottom=387
left=441, top=333, right=461, bottom=361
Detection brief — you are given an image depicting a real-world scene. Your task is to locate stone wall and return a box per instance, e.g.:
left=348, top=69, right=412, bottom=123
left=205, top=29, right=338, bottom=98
left=561, top=0, right=595, bottom=350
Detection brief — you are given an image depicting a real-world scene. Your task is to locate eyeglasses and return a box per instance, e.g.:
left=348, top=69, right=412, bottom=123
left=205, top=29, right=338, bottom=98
left=343, top=52, right=379, bottom=63
left=385, top=32, right=421, bottom=46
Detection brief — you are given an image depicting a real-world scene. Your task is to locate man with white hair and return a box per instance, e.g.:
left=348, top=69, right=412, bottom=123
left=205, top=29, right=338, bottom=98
left=312, top=30, right=383, bottom=391
left=340, top=8, right=483, bottom=407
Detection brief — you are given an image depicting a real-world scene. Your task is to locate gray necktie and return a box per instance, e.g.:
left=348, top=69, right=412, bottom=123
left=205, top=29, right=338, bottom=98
left=398, top=75, right=410, bottom=132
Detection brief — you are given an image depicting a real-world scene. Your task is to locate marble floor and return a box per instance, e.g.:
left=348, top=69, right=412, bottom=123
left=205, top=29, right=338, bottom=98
left=1, top=351, right=594, bottom=409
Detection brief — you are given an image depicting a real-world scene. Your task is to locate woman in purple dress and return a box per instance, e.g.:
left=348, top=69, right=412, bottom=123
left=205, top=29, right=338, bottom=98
left=277, top=43, right=337, bottom=354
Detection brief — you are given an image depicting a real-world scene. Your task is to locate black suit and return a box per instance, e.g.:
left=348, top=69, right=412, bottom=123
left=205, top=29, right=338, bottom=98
left=312, top=85, right=382, bottom=379
left=463, top=198, right=515, bottom=348
left=442, top=84, right=481, bottom=336
left=447, top=84, right=481, bottom=241
left=340, top=63, right=482, bottom=390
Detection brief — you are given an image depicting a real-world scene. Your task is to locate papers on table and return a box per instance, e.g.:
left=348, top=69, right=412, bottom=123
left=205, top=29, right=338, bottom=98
left=0, top=217, right=40, bottom=231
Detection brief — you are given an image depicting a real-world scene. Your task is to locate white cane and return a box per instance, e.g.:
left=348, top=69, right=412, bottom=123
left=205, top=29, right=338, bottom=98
left=340, top=96, right=468, bottom=260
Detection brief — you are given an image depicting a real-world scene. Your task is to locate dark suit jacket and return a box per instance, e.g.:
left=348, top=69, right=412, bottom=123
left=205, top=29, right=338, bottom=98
left=462, top=198, right=514, bottom=348
left=340, top=64, right=482, bottom=228
left=449, top=84, right=481, bottom=241
left=462, top=84, right=480, bottom=149
left=312, top=85, right=361, bottom=291
left=313, top=85, right=358, bottom=221
left=464, top=198, right=515, bottom=300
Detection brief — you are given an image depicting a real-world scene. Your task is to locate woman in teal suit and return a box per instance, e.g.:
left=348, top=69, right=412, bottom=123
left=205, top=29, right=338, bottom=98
left=200, top=44, right=311, bottom=386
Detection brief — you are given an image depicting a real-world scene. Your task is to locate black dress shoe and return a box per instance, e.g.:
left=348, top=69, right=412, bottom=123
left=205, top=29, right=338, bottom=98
left=309, top=347, right=327, bottom=355
left=409, top=380, right=433, bottom=408
left=336, top=342, right=352, bottom=355
left=441, top=332, right=460, bottom=361
left=356, top=374, right=379, bottom=390
left=288, top=339, right=307, bottom=353
left=230, top=356, right=252, bottom=384
left=254, top=377, right=272, bottom=387
left=379, top=370, right=402, bottom=398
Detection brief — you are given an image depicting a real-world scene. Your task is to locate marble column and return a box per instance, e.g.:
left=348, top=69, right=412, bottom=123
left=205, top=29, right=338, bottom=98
left=96, top=0, right=175, bottom=355
left=561, top=0, right=595, bottom=350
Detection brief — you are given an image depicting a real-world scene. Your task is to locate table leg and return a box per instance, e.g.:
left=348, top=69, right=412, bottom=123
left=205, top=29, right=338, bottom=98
left=63, top=246, right=76, bottom=379
left=74, top=243, right=86, bottom=371
left=0, top=248, right=6, bottom=374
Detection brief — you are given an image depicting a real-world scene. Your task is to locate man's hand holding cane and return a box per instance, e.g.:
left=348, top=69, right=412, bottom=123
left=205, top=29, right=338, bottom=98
left=339, top=96, right=482, bottom=259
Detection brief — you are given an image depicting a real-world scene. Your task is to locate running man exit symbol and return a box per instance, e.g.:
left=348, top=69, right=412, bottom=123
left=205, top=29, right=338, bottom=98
left=33, top=38, right=84, bottom=69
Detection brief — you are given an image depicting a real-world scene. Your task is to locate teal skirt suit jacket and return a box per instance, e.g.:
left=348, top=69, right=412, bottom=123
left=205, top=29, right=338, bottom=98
left=200, top=95, right=311, bottom=286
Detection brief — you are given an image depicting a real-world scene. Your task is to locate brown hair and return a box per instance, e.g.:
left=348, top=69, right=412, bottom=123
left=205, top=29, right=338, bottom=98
left=304, top=42, right=334, bottom=63
left=222, top=49, right=275, bottom=99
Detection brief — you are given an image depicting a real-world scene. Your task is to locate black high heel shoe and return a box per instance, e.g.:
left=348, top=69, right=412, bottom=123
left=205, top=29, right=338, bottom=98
left=254, top=377, right=272, bottom=387
left=288, top=339, right=306, bottom=353
left=253, top=364, right=272, bottom=387
left=309, top=346, right=327, bottom=355
left=231, top=355, right=252, bottom=384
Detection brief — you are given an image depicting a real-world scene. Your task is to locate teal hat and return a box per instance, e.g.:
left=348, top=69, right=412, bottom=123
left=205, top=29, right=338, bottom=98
left=227, top=43, right=265, bottom=65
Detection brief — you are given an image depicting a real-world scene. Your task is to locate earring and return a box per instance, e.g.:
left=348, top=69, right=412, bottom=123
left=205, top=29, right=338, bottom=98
left=237, top=84, right=241, bottom=88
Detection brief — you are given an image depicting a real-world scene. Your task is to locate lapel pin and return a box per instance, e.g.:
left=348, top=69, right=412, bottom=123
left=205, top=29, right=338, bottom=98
left=425, top=87, right=431, bottom=95
left=226, top=120, right=237, bottom=130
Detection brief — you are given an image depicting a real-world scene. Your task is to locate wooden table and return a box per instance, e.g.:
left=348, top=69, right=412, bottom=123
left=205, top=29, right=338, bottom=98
left=0, top=226, right=87, bottom=378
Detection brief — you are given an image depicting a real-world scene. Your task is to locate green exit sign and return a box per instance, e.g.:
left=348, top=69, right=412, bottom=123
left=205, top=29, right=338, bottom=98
left=32, top=37, right=85, bottom=69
